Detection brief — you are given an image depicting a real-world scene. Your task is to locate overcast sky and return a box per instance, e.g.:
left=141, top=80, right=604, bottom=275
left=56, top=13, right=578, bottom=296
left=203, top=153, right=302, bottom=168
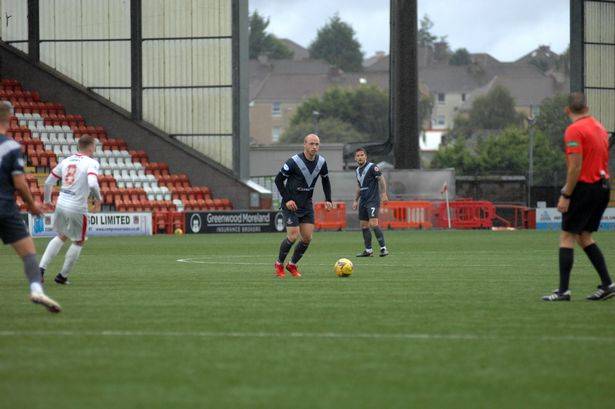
left=249, top=0, right=569, bottom=62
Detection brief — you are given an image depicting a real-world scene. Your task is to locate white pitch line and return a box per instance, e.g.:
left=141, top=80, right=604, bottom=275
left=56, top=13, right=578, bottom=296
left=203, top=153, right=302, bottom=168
left=0, top=330, right=613, bottom=343
left=176, top=258, right=512, bottom=269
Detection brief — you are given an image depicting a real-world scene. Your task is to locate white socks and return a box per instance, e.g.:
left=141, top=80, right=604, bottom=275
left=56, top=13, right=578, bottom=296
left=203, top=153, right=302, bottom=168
left=40, top=238, right=83, bottom=279
left=30, top=282, right=43, bottom=295
left=40, top=236, right=65, bottom=269
left=59, top=244, right=82, bottom=278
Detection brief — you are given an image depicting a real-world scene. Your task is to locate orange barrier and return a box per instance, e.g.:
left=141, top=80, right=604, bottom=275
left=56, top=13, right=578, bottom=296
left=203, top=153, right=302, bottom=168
left=494, top=205, right=532, bottom=229
left=380, top=201, right=433, bottom=229
left=436, top=201, right=495, bottom=229
left=526, top=209, right=536, bottom=229
left=314, top=202, right=347, bottom=230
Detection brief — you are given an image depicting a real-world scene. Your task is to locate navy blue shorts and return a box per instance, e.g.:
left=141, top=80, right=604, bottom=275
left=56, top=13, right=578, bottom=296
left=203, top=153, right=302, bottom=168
left=0, top=212, right=30, bottom=245
left=283, top=206, right=315, bottom=226
left=359, top=203, right=380, bottom=221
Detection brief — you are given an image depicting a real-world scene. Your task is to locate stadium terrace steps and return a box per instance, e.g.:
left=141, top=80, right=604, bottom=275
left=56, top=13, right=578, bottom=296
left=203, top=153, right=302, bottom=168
left=2, top=78, right=233, bottom=213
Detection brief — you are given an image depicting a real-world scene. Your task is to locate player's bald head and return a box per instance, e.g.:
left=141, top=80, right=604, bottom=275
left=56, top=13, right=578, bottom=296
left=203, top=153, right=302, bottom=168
left=303, top=133, right=321, bottom=157
left=304, top=134, right=320, bottom=144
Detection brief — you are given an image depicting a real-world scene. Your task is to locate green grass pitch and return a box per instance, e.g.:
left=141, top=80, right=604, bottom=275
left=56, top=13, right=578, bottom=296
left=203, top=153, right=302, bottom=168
left=1, top=230, right=614, bottom=408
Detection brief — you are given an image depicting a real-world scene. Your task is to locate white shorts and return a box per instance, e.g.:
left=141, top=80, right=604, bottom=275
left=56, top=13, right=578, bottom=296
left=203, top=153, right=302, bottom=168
left=53, top=208, right=87, bottom=242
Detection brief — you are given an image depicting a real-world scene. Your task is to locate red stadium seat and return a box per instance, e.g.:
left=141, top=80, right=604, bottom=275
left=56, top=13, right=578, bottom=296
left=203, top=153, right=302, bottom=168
left=1, top=77, right=235, bottom=213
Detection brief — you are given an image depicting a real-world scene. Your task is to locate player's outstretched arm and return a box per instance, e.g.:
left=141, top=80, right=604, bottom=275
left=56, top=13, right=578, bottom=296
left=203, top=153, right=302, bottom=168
left=14, top=174, right=43, bottom=216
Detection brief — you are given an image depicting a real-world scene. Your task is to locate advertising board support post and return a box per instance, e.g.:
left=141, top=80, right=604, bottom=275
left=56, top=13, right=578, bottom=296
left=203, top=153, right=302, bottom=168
left=527, top=114, right=536, bottom=208
left=441, top=182, right=452, bottom=229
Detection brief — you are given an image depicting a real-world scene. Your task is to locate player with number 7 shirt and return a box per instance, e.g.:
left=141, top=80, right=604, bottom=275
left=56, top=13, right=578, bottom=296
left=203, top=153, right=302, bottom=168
left=39, top=135, right=102, bottom=285
left=353, top=147, right=389, bottom=257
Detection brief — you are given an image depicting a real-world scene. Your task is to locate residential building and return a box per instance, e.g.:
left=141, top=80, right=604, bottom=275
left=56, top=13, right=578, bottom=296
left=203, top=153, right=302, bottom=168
left=249, top=44, right=569, bottom=148
left=249, top=59, right=339, bottom=144
left=279, top=38, right=310, bottom=61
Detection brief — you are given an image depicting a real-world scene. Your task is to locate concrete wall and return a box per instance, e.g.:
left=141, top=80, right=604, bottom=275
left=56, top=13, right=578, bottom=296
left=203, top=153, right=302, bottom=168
left=249, top=143, right=345, bottom=177
left=309, top=169, right=455, bottom=204
left=0, top=43, right=260, bottom=209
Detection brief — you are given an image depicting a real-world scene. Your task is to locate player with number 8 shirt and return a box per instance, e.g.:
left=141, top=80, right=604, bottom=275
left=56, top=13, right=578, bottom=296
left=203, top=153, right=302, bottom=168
left=39, top=135, right=102, bottom=285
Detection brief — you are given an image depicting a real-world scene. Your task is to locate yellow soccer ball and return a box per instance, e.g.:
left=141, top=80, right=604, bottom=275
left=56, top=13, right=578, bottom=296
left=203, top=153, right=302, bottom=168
left=335, top=258, right=353, bottom=277
left=174, top=228, right=184, bottom=235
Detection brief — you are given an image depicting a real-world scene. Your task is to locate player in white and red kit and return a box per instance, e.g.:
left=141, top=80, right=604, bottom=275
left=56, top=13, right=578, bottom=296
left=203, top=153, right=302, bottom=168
left=40, top=135, right=102, bottom=284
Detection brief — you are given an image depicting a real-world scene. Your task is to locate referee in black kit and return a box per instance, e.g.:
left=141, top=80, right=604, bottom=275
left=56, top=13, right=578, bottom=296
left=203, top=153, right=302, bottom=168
left=543, top=93, right=614, bottom=301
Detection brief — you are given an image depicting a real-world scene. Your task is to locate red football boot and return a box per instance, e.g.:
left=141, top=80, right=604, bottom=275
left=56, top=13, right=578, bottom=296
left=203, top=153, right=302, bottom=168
left=285, top=263, right=302, bottom=278
left=274, top=261, right=285, bottom=278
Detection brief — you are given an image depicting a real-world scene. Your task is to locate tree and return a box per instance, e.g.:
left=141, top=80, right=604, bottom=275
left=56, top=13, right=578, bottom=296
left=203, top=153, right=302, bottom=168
left=532, top=131, right=566, bottom=185
left=291, top=85, right=389, bottom=141
left=249, top=11, right=293, bottom=60
left=434, top=89, right=568, bottom=184
left=309, top=15, right=364, bottom=72
left=449, top=48, right=472, bottom=66
left=556, top=46, right=570, bottom=75
left=418, top=15, right=438, bottom=48
left=431, top=139, right=480, bottom=174
left=280, top=117, right=369, bottom=144
left=534, top=94, right=570, bottom=148
left=466, top=85, right=524, bottom=131
left=476, top=127, right=528, bottom=175
left=419, top=93, right=435, bottom=130
left=477, top=128, right=564, bottom=183
left=446, top=86, right=523, bottom=141
left=431, top=126, right=566, bottom=184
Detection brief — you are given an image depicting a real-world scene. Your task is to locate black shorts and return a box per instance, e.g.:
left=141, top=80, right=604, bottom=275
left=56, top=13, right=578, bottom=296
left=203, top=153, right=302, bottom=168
left=283, top=206, right=315, bottom=227
left=359, top=203, right=380, bottom=221
left=0, top=212, right=30, bottom=245
left=562, top=181, right=610, bottom=234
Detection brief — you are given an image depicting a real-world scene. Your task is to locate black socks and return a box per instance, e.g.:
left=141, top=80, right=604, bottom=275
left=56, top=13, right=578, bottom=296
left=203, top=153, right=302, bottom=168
left=362, top=228, right=372, bottom=250
left=279, top=238, right=311, bottom=265
left=291, top=241, right=310, bottom=264
left=278, top=238, right=294, bottom=263
left=559, top=248, right=574, bottom=293
left=583, top=243, right=612, bottom=288
left=372, top=226, right=386, bottom=248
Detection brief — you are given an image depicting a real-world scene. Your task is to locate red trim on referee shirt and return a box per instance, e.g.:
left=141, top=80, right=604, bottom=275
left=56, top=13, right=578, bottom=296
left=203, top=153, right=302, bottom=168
left=50, top=170, right=61, bottom=179
left=81, top=215, right=88, bottom=242
left=87, top=172, right=98, bottom=176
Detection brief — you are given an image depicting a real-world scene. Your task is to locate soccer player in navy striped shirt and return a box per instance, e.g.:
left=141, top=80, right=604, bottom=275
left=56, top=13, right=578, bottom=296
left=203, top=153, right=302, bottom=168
left=274, top=134, right=332, bottom=278
left=0, top=103, right=61, bottom=312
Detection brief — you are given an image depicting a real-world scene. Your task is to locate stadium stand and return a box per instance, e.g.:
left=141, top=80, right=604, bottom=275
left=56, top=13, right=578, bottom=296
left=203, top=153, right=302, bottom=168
left=2, top=78, right=233, bottom=216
